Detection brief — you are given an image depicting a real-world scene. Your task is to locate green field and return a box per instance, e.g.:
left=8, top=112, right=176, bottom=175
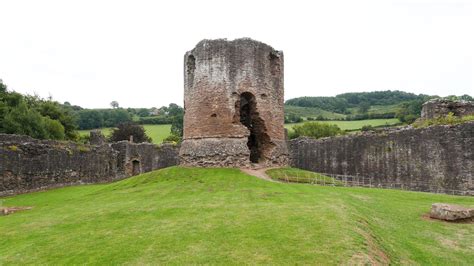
left=285, top=104, right=401, bottom=119
left=285, top=118, right=401, bottom=131
left=79, top=124, right=171, bottom=144
left=284, top=105, right=346, bottom=119
left=347, top=104, right=401, bottom=115
left=1, top=167, right=473, bottom=264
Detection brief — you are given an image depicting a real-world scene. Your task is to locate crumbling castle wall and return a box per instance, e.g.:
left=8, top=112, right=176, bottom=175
left=421, top=99, right=474, bottom=119
left=289, top=122, right=474, bottom=195
left=0, top=134, right=179, bottom=196
left=180, top=38, right=288, bottom=167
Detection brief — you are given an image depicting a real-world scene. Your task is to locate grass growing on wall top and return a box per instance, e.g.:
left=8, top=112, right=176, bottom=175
left=1, top=167, right=473, bottom=264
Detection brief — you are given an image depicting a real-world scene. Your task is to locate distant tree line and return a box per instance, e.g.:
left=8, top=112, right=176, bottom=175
left=285, top=90, right=473, bottom=123
left=76, top=109, right=131, bottom=129
left=2, top=78, right=471, bottom=142
left=70, top=103, right=184, bottom=130
left=285, top=90, right=432, bottom=114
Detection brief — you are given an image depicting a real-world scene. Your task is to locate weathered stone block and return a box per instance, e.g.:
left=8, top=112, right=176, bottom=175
left=430, top=203, right=474, bottom=221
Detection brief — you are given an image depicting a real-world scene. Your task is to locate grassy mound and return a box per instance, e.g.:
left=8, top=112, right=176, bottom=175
left=1, top=167, right=473, bottom=264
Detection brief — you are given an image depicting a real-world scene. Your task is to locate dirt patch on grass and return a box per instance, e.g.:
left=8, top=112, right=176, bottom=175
left=349, top=219, right=390, bottom=266
left=1, top=206, right=32, bottom=216
left=349, top=194, right=373, bottom=202
left=421, top=213, right=474, bottom=224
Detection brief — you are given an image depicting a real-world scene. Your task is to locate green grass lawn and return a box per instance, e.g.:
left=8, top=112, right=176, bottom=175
left=285, top=118, right=401, bottom=131
left=78, top=124, right=171, bottom=144
left=1, top=167, right=473, bottom=264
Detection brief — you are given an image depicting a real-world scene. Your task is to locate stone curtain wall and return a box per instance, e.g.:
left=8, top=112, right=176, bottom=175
left=289, top=122, right=474, bottom=195
left=0, top=134, right=179, bottom=196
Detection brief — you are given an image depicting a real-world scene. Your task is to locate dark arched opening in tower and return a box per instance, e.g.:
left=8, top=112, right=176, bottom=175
left=239, top=92, right=270, bottom=163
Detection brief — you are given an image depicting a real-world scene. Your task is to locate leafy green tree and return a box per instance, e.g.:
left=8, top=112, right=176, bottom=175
left=290, top=122, right=342, bottom=139
left=43, top=117, right=65, bottom=140
left=2, top=101, right=48, bottom=139
left=395, top=98, right=429, bottom=123
left=157, top=106, right=168, bottom=115
left=171, top=115, right=183, bottom=137
left=103, top=109, right=131, bottom=127
left=0, top=79, right=7, bottom=93
left=358, top=101, right=370, bottom=114
left=136, top=108, right=150, bottom=117
left=37, top=101, right=78, bottom=140
left=459, top=94, right=473, bottom=101
left=110, top=101, right=119, bottom=109
left=109, top=122, right=152, bottom=143
left=77, top=110, right=104, bottom=129
left=77, top=109, right=131, bottom=130
left=0, top=81, right=75, bottom=140
left=167, top=103, right=184, bottom=117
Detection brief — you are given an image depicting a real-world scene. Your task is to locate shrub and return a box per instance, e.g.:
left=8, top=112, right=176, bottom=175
left=77, top=145, right=91, bottom=153
left=43, top=118, right=65, bottom=140
left=290, top=122, right=342, bottom=139
left=163, top=134, right=181, bottom=144
left=170, top=115, right=183, bottom=137
left=361, top=125, right=374, bottom=132
left=109, top=122, right=152, bottom=143
left=284, top=114, right=303, bottom=123
left=76, top=134, right=91, bottom=144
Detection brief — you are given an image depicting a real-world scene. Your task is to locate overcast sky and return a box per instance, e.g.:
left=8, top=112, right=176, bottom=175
left=0, top=0, right=472, bottom=108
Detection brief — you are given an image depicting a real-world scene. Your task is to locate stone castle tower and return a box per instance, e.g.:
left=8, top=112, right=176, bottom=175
left=179, top=38, right=288, bottom=167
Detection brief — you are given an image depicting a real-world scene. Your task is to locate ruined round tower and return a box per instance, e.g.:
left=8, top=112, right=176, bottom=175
left=179, top=38, right=288, bottom=167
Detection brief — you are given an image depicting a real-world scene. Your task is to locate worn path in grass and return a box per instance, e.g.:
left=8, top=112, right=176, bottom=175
left=239, top=167, right=279, bottom=183
left=1, top=167, right=473, bottom=264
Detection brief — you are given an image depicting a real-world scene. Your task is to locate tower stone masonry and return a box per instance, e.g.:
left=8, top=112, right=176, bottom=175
left=179, top=38, right=289, bottom=167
